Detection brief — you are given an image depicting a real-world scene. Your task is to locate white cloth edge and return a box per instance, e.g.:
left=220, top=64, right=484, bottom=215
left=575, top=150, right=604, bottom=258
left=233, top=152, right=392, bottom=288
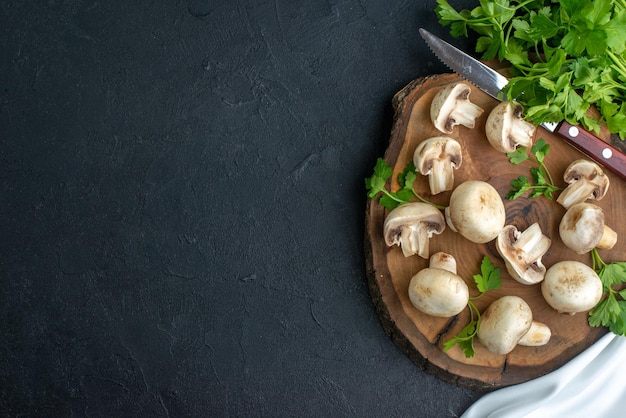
left=461, top=333, right=626, bottom=418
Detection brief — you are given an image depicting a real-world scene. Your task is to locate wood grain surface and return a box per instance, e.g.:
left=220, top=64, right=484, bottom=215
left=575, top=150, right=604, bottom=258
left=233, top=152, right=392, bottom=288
left=365, top=73, right=626, bottom=390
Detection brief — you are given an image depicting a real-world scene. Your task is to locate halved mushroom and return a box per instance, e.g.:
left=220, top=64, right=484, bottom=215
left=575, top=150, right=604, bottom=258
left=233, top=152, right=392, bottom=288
left=445, top=180, right=506, bottom=243
left=408, top=252, right=469, bottom=317
left=476, top=296, right=534, bottom=355
left=430, top=82, right=484, bottom=134
left=556, top=159, right=610, bottom=209
left=541, top=261, right=603, bottom=314
left=496, top=223, right=552, bottom=285
left=413, top=137, right=462, bottom=195
left=559, top=202, right=617, bottom=254
left=383, top=202, right=445, bottom=259
left=485, top=101, right=536, bottom=153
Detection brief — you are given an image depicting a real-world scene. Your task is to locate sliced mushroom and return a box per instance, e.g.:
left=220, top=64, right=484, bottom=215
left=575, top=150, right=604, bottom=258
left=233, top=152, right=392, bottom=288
left=430, top=82, right=484, bottom=134
left=408, top=252, right=469, bottom=317
left=559, top=202, right=617, bottom=254
left=477, top=296, right=533, bottom=355
left=383, top=202, right=445, bottom=259
left=445, top=180, right=506, bottom=243
left=413, top=137, right=462, bottom=195
left=541, top=261, right=603, bottom=314
left=485, top=101, right=536, bottom=153
left=496, top=223, right=552, bottom=285
left=556, top=159, right=610, bottom=209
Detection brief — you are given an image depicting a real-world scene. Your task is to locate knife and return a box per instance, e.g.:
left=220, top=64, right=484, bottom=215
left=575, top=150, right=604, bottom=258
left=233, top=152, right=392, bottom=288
left=419, top=28, right=626, bottom=181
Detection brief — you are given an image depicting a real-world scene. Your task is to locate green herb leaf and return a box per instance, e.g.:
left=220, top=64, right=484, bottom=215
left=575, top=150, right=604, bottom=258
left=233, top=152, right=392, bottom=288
left=474, top=256, right=502, bottom=293
left=365, top=158, right=392, bottom=199
left=589, top=250, right=626, bottom=336
left=531, top=139, right=549, bottom=165
left=507, top=175, right=531, bottom=200
left=507, top=147, right=528, bottom=164
left=506, top=139, right=561, bottom=200
left=365, top=159, right=443, bottom=210
left=443, top=320, right=478, bottom=358
left=600, top=262, right=626, bottom=288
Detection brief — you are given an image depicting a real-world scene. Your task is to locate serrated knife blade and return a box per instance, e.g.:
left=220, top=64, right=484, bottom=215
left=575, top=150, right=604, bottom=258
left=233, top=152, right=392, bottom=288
left=419, top=28, right=626, bottom=181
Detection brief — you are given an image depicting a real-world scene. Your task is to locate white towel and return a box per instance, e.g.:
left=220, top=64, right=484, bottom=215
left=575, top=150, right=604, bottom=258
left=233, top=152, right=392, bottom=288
left=462, top=333, right=626, bottom=418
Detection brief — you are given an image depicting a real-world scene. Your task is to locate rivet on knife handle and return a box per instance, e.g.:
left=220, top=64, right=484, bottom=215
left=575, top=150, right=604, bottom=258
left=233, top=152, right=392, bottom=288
left=555, top=121, right=626, bottom=181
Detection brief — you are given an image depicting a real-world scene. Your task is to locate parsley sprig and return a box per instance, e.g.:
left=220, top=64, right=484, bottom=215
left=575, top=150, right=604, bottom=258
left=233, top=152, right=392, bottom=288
left=506, top=138, right=561, bottom=200
left=443, top=256, right=502, bottom=358
left=435, top=0, right=626, bottom=139
left=365, top=158, right=445, bottom=210
left=588, top=249, right=626, bottom=336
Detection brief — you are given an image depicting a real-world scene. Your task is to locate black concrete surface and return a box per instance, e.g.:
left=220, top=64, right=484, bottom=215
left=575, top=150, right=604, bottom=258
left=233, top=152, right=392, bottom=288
left=1, top=1, right=483, bottom=416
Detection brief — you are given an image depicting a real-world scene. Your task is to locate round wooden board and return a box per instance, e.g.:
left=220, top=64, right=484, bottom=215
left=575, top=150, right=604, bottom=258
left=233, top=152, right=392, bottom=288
left=364, top=73, right=626, bottom=391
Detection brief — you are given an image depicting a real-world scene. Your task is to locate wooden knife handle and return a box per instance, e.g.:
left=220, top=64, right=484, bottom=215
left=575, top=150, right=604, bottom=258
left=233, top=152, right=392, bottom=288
left=556, top=121, right=626, bottom=181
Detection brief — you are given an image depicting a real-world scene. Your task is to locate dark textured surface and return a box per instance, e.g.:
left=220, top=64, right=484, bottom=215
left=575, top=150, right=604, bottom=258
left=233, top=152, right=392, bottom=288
left=1, top=0, right=482, bottom=416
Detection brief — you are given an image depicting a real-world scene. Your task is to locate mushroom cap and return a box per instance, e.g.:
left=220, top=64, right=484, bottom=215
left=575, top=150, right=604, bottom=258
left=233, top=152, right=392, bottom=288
left=477, top=296, right=533, bottom=355
left=445, top=180, right=506, bottom=243
left=408, top=266, right=469, bottom=318
left=383, top=202, right=445, bottom=258
left=430, top=83, right=484, bottom=134
left=485, top=101, right=536, bottom=153
left=559, top=203, right=609, bottom=254
left=556, top=159, right=610, bottom=209
left=413, top=137, right=462, bottom=173
left=496, top=223, right=552, bottom=285
left=541, top=261, right=603, bottom=314
left=413, top=137, right=462, bottom=195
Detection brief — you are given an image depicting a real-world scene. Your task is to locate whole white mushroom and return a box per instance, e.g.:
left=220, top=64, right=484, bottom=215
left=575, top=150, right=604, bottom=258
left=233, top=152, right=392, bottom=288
left=541, top=261, right=603, bottom=315
left=477, top=296, right=534, bottom=355
left=559, top=203, right=617, bottom=254
left=445, top=180, right=506, bottom=243
left=408, top=252, right=469, bottom=318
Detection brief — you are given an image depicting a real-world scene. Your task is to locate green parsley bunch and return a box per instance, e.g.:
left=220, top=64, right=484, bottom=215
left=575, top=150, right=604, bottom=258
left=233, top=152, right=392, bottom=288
left=436, top=0, right=626, bottom=139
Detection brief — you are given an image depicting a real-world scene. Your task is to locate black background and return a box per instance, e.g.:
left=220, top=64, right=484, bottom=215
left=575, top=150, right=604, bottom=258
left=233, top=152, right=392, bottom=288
left=1, top=0, right=484, bottom=416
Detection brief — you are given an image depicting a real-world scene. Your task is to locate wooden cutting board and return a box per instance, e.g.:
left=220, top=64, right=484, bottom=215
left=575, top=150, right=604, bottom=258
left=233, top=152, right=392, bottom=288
left=364, top=73, right=626, bottom=390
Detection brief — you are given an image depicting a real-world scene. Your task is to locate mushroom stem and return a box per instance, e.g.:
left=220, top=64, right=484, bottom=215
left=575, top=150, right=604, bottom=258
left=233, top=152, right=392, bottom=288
left=450, top=102, right=483, bottom=128
left=429, top=252, right=457, bottom=274
left=516, top=224, right=551, bottom=261
left=496, top=223, right=551, bottom=285
left=509, top=118, right=535, bottom=148
left=597, top=225, right=618, bottom=250
left=429, top=159, right=455, bottom=195
left=556, top=160, right=609, bottom=209
left=525, top=237, right=552, bottom=263
left=518, top=321, right=551, bottom=347
left=400, top=224, right=430, bottom=258
left=514, top=223, right=541, bottom=252
left=556, top=180, right=600, bottom=209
